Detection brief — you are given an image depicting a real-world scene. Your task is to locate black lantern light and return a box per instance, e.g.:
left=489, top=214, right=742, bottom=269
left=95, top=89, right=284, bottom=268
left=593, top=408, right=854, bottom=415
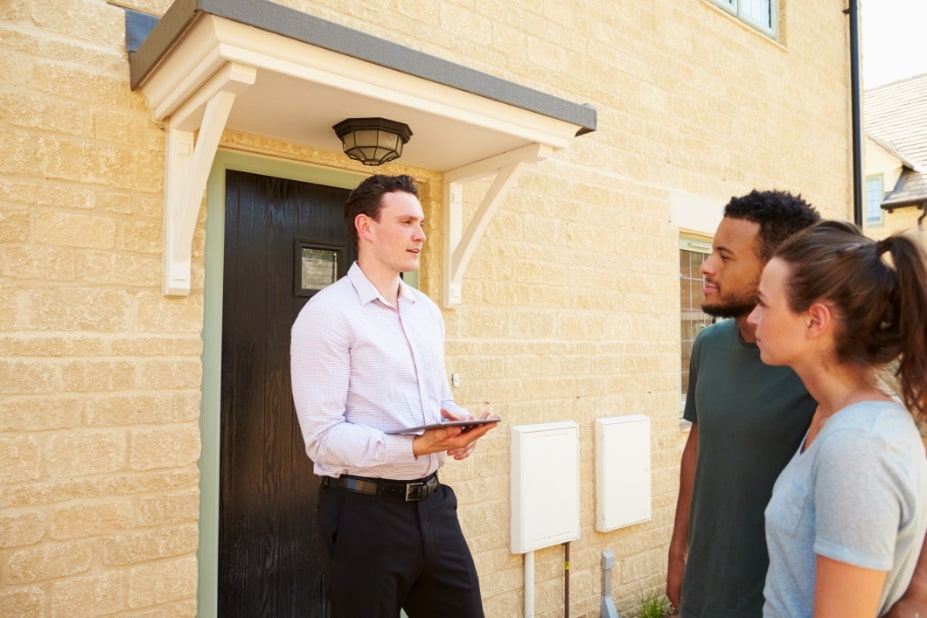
left=332, top=117, right=413, bottom=166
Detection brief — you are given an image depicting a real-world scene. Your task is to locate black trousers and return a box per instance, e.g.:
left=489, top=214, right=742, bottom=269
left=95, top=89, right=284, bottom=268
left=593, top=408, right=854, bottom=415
left=318, top=481, right=484, bottom=618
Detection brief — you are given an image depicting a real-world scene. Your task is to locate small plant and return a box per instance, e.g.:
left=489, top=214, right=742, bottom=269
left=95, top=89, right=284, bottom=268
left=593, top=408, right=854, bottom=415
left=639, top=589, right=672, bottom=618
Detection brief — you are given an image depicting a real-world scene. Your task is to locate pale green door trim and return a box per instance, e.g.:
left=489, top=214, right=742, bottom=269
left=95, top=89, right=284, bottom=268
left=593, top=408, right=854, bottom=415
left=198, top=150, right=364, bottom=617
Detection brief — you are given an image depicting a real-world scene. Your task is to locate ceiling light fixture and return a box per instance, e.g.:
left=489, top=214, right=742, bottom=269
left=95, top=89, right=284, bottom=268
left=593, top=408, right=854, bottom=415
left=332, top=117, right=413, bottom=166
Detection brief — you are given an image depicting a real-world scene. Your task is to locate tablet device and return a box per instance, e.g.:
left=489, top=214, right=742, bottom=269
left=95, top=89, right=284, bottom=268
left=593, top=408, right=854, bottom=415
left=385, top=418, right=500, bottom=434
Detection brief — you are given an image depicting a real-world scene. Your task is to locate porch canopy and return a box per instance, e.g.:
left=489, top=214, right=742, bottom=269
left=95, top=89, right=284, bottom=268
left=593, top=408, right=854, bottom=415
left=130, top=0, right=596, bottom=302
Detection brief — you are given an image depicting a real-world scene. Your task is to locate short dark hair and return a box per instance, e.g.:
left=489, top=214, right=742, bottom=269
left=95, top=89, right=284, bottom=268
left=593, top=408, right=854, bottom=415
left=723, top=189, right=820, bottom=261
left=343, top=174, right=419, bottom=245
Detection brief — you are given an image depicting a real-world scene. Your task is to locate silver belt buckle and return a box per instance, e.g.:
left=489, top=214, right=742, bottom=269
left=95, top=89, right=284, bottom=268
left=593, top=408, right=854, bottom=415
left=404, top=481, right=426, bottom=501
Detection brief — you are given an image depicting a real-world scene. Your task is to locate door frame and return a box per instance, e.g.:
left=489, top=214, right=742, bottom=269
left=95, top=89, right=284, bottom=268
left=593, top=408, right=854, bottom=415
left=199, top=150, right=365, bottom=616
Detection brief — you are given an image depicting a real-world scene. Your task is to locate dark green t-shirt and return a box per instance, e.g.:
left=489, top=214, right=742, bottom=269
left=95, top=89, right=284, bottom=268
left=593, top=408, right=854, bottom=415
left=681, top=319, right=816, bottom=618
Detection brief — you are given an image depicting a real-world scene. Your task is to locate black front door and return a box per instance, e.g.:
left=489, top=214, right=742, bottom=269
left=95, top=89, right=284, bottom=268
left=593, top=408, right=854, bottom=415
left=219, top=169, right=354, bottom=617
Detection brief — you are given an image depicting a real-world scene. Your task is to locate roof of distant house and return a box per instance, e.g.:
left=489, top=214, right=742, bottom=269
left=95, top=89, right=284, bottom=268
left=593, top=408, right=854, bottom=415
left=865, top=73, right=927, bottom=211
left=866, top=72, right=927, bottom=166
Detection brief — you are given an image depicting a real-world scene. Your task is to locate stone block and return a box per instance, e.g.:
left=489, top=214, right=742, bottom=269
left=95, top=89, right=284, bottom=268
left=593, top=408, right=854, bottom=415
left=43, top=430, right=126, bottom=478
left=34, top=212, right=116, bottom=250
left=0, top=435, right=41, bottom=483
left=60, top=360, right=137, bottom=393
left=136, top=492, right=199, bottom=527
left=0, top=205, right=29, bottom=243
left=129, top=426, right=200, bottom=471
left=102, top=524, right=198, bottom=566
left=135, top=293, right=205, bottom=334
left=6, top=539, right=94, bottom=583
left=0, top=510, right=46, bottom=548
left=0, top=359, right=57, bottom=396
left=51, top=500, right=134, bottom=540
left=49, top=570, right=126, bottom=618
left=84, top=391, right=199, bottom=427
left=1, top=246, right=80, bottom=281
left=126, top=556, right=197, bottom=609
left=132, top=359, right=202, bottom=390
left=81, top=251, right=161, bottom=287
left=23, top=287, right=131, bottom=332
left=0, top=587, right=44, bottom=618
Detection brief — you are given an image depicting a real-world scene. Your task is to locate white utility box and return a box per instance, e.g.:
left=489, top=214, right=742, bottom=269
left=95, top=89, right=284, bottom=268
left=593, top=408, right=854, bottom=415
left=510, top=421, right=580, bottom=554
left=595, top=415, right=652, bottom=532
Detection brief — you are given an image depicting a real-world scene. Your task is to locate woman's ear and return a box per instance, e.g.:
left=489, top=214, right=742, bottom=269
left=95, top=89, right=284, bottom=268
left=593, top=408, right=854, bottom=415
left=805, top=302, right=833, bottom=339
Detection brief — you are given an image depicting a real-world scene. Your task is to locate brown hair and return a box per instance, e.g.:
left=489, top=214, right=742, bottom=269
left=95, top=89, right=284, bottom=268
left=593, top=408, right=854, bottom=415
left=774, top=220, right=927, bottom=420
left=343, top=174, right=419, bottom=245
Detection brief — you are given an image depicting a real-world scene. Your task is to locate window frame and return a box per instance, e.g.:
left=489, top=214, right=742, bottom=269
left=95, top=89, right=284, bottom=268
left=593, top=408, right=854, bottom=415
left=710, top=0, right=778, bottom=38
left=679, top=236, right=716, bottom=411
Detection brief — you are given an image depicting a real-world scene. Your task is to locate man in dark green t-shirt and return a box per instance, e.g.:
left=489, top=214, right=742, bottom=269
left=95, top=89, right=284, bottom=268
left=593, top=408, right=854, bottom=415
left=677, top=319, right=815, bottom=615
left=666, top=190, right=819, bottom=617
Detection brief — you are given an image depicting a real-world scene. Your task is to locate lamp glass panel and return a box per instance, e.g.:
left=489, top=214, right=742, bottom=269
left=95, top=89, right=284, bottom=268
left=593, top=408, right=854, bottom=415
left=354, top=129, right=378, bottom=147
left=379, top=131, right=399, bottom=150
left=357, top=146, right=378, bottom=160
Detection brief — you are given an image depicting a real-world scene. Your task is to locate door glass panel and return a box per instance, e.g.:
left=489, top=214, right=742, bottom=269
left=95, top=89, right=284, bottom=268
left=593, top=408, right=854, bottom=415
left=298, top=245, right=339, bottom=295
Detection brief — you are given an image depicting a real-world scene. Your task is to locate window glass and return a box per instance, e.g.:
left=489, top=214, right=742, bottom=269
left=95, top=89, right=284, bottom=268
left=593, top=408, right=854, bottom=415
left=741, top=0, right=773, bottom=29
left=866, top=176, right=885, bottom=226
left=679, top=238, right=716, bottom=400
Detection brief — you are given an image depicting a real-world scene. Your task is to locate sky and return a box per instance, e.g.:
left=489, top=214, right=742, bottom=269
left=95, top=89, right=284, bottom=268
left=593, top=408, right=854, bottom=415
left=860, top=0, right=927, bottom=88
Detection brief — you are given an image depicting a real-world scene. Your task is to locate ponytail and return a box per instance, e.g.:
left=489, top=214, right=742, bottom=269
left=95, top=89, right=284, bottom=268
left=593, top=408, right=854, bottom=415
left=881, top=235, right=927, bottom=422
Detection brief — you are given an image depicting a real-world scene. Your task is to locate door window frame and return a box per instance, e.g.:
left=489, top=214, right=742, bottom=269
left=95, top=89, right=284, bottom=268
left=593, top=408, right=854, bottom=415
left=295, top=240, right=344, bottom=297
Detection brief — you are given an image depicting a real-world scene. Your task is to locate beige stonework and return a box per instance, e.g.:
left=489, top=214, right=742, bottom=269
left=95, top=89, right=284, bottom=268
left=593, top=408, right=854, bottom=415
left=0, top=0, right=853, bottom=616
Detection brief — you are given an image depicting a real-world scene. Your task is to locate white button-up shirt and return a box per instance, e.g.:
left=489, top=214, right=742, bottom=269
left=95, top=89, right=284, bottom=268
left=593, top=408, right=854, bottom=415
left=290, top=263, right=466, bottom=480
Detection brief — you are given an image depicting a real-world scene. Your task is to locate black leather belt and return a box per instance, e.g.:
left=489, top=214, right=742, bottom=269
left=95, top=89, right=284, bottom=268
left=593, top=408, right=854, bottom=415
left=321, top=473, right=439, bottom=501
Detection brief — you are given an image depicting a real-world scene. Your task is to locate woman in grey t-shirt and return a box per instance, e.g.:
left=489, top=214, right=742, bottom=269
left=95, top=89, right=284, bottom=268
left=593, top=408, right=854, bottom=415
left=746, top=220, right=927, bottom=617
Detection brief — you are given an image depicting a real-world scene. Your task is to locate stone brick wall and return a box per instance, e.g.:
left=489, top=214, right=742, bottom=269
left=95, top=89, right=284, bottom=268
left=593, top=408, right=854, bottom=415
left=1, top=1, right=201, bottom=615
left=0, top=0, right=852, bottom=616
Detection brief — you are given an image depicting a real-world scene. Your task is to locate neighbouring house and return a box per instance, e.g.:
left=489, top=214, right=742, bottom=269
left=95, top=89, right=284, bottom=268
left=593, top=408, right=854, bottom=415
left=1, top=1, right=855, bottom=616
left=864, top=72, right=927, bottom=240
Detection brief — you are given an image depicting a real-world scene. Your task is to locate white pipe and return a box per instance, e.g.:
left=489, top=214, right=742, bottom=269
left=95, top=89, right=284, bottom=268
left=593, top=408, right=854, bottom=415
left=525, top=550, right=535, bottom=618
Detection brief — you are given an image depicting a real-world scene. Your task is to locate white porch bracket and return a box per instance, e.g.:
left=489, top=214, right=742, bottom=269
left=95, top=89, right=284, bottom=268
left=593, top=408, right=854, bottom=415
left=442, top=143, right=553, bottom=307
left=163, top=62, right=256, bottom=295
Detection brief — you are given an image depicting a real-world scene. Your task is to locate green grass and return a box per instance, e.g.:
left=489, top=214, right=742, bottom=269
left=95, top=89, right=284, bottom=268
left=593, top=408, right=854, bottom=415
left=639, top=589, right=671, bottom=618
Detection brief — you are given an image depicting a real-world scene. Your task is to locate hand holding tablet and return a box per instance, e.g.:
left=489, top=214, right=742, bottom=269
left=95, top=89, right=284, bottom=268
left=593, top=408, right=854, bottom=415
left=386, top=418, right=500, bottom=435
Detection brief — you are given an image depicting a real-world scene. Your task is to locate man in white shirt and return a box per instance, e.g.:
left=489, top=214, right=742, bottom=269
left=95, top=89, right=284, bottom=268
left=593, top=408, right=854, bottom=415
left=291, top=174, right=497, bottom=617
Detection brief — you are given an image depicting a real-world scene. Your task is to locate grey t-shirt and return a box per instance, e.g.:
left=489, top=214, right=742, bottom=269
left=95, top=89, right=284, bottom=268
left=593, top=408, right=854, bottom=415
left=764, top=400, right=927, bottom=617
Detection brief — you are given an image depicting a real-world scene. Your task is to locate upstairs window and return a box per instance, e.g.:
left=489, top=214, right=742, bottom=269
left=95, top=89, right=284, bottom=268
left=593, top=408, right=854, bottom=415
left=711, top=0, right=777, bottom=37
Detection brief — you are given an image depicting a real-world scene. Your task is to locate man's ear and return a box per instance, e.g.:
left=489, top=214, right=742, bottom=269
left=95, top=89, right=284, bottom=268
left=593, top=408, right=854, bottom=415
left=355, top=214, right=373, bottom=242
left=806, top=302, right=833, bottom=339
